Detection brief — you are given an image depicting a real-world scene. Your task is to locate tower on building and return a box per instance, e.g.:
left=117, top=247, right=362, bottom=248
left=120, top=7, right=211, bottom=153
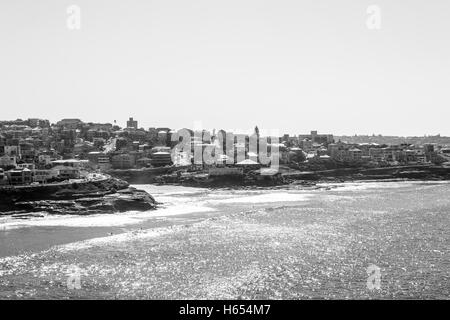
left=127, top=117, right=138, bottom=129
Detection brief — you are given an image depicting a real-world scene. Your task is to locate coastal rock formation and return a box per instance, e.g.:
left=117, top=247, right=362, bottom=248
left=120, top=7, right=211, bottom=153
left=0, top=178, right=157, bottom=215
left=10, top=187, right=157, bottom=215
left=110, top=164, right=450, bottom=187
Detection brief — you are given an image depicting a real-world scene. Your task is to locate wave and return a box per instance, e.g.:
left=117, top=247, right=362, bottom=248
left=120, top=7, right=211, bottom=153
left=316, top=180, right=450, bottom=192
left=211, top=192, right=313, bottom=204
left=0, top=204, right=215, bottom=231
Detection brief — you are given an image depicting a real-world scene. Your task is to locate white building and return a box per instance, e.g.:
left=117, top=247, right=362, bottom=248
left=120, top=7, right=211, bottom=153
left=0, top=155, right=17, bottom=169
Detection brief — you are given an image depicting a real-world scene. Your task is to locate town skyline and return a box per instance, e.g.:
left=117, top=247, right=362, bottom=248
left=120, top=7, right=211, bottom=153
left=1, top=115, right=449, bottom=138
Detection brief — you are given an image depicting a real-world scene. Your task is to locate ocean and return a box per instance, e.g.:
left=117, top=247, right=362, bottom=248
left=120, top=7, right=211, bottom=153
left=0, top=181, right=449, bottom=299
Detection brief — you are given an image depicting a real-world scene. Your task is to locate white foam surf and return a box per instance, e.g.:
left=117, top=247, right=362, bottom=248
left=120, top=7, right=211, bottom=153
left=212, top=192, right=313, bottom=204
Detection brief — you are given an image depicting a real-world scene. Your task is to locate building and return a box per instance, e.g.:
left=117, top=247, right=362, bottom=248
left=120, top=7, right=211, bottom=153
left=38, top=154, right=53, bottom=166
left=327, top=143, right=339, bottom=158
left=347, top=148, right=362, bottom=161
left=52, top=165, right=80, bottom=179
left=328, top=144, right=364, bottom=163
left=0, top=155, right=17, bottom=169
left=150, top=152, right=173, bottom=167
left=423, top=143, right=436, bottom=153
left=33, top=169, right=58, bottom=184
left=299, top=139, right=313, bottom=151
left=150, top=147, right=173, bottom=167
left=369, top=147, right=386, bottom=163
left=51, top=159, right=83, bottom=168
left=382, top=146, right=404, bottom=162
left=151, top=146, right=171, bottom=153
left=127, top=117, right=138, bottom=129
left=18, top=142, right=36, bottom=161
left=136, top=157, right=152, bottom=168
left=298, top=131, right=334, bottom=146
left=6, top=168, right=33, bottom=185
left=56, top=119, right=83, bottom=129
left=111, top=153, right=134, bottom=169
left=0, top=168, right=7, bottom=185
left=87, top=152, right=111, bottom=170
left=4, top=145, right=21, bottom=158
left=367, top=145, right=419, bottom=164
left=17, top=163, right=35, bottom=171
left=27, top=118, right=50, bottom=128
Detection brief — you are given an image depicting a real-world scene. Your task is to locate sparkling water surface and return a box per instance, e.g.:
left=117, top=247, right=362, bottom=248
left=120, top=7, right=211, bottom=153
left=0, top=181, right=449, bottom=299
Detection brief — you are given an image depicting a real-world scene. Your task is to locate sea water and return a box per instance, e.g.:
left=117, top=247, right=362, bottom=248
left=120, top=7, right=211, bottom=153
left=0, top=181, right=449, bottom=299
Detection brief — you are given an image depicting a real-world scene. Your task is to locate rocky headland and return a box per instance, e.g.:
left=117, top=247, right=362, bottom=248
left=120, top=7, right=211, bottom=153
left=108, top=164, right=450, bottom=188
left=0, top=176, right=157, bottom=215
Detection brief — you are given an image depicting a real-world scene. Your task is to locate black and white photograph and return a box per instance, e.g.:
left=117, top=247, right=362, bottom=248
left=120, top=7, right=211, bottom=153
left=0, top=0, right=449, bottom=310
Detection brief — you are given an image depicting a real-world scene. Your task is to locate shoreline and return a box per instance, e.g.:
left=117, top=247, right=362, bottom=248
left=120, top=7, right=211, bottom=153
left=0, top=176, right=157, bottom=215
left=0, top=178, right=430, bottom=258
left=1, top=164, right=449, bottom=215
left=106, top=164, right=450, bottom=188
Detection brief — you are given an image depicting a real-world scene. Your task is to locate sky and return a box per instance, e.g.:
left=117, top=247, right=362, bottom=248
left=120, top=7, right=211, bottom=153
left=1, top=0, right=450, bottom=136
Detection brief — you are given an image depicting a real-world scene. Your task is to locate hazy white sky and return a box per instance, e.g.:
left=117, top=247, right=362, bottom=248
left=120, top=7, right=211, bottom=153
left=1, top=0, right=449, bottom=136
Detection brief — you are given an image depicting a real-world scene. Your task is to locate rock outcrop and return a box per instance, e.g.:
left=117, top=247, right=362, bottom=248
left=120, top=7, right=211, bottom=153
left=9, top=187, right=157, bottom=215
left=0, top=178, right=157, bottom=215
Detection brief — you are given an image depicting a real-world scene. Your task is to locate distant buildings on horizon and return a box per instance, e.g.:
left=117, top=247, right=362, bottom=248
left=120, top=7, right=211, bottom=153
left=1, top=116, right=450, bottom=186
